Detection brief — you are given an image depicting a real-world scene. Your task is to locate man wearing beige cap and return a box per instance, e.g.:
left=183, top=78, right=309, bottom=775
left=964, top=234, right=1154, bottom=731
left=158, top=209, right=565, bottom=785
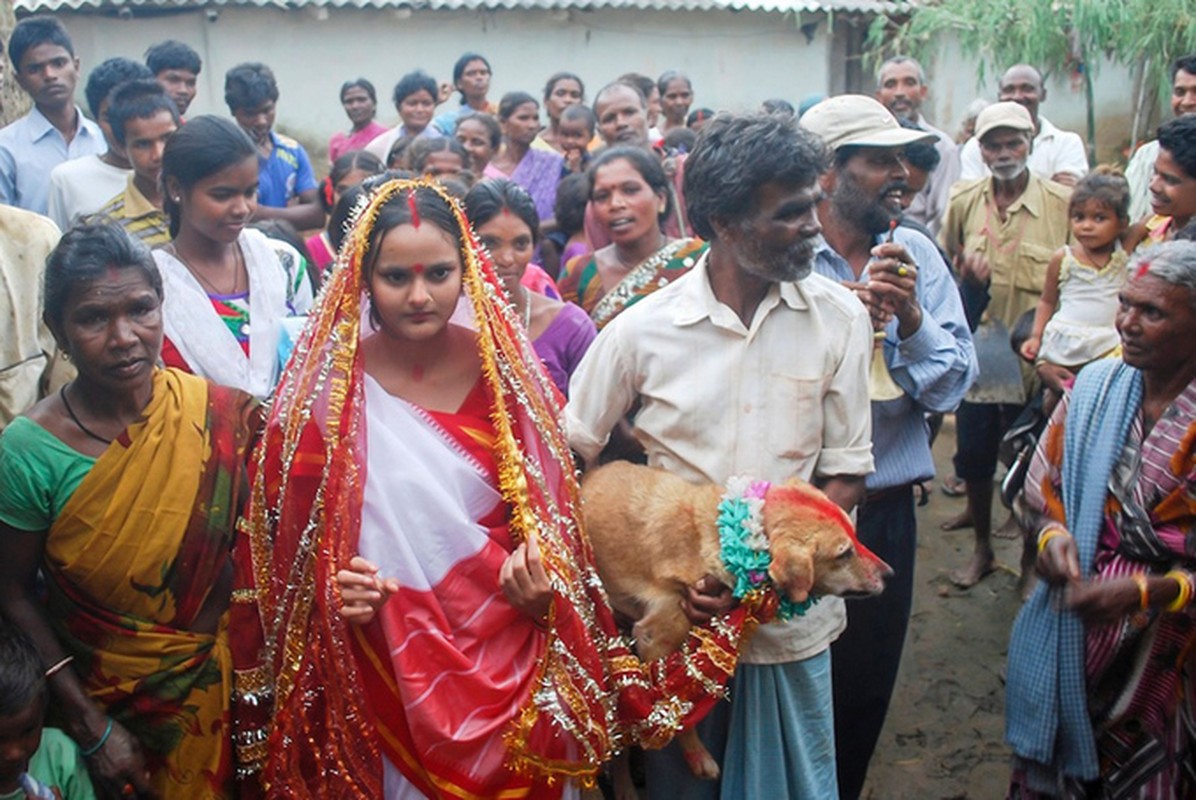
left=940, top=101, right=1071, bottom=589
left=801, top=94, right=977, bottom=800
left=959, top=64, right=1088, bottom=186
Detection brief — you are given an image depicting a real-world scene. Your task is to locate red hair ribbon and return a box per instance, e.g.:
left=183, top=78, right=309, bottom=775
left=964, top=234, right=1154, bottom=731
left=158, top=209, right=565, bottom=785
left=323, top=177, right=335, bottom=209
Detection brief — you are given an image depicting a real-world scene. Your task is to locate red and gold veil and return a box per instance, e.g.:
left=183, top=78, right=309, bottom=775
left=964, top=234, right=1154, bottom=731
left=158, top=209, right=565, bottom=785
left=232, top=179, right=775, bottom=798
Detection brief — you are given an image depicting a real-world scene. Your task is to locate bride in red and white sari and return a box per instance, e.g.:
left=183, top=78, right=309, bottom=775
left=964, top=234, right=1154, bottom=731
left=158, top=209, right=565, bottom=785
left=233, top=179, right=776, bottom=799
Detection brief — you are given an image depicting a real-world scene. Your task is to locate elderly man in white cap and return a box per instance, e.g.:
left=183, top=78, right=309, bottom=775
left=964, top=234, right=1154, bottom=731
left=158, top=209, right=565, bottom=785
left=939, top=101, right=1072, bottom=591
left=959, top=64, right=1089, bottom=186
left=800, top=94, right=977, bottom=800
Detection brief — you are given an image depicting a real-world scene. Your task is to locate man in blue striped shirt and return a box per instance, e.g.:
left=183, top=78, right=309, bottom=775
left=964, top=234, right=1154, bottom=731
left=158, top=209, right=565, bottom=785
left=802, top=94, right=977, bottom=800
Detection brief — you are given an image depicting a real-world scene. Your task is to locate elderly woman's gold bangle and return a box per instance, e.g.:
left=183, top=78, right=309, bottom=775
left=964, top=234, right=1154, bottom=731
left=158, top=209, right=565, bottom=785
left=1037, top=527, right=1070, bottom=554
left=1164, top=570, right=1195, bottom=612
left=1132, top=572, right=1150, bottom=611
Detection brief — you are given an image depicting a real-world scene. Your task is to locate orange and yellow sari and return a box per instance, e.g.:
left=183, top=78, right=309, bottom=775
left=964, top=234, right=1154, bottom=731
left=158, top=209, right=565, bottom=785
left=558, top=238, right=706, bottom=329
left=44, top=368, right=256, bottom=799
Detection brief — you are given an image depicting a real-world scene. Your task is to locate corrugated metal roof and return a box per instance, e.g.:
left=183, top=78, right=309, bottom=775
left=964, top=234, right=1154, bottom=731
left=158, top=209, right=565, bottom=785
left=17, top=0, right=914, bottom=14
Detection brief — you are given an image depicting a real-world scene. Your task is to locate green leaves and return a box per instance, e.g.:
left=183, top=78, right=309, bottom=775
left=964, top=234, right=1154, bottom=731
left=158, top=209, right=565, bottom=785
left=868, top=0, right=1196, bottom=152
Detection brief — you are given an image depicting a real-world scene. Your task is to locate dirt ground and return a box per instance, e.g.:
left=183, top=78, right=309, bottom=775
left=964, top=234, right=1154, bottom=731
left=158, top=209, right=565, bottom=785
left=862, top=415, right=1027, bottom=799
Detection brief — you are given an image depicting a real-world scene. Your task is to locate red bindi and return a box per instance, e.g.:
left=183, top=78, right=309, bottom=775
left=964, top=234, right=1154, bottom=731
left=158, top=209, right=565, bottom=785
left=1135, top=261, right=1151, bottom=280
left=410, top=263, right=425, bottom=275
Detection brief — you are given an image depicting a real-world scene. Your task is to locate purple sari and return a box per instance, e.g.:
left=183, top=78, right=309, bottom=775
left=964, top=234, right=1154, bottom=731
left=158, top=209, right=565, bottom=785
left=484, top=149, right=564, bottom=223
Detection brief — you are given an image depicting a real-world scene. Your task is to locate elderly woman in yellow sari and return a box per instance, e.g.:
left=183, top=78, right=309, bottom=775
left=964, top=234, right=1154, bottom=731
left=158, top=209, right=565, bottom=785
left=0, top=223, right=258, bottom=799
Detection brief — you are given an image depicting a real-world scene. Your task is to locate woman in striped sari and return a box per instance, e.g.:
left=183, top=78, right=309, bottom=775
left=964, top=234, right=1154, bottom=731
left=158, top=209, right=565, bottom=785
left=1006, top=241, right=1196, bottom=798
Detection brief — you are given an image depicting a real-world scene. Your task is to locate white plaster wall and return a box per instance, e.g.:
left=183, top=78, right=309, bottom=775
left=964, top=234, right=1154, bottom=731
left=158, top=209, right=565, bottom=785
left=52, top=8, right=1141, bottom=163
left=57, top=6, right=833, bottom=156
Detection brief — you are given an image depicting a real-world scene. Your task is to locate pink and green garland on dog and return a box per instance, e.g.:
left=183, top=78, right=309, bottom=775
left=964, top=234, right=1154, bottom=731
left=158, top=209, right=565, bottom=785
left=717, top=477, right=819, bottom=620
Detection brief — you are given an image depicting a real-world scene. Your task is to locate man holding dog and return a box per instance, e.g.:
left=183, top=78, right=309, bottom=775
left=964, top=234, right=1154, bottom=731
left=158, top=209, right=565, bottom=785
left=567, top=112, right=875, bottom=799
left=800, top=95, right=977, bottom=800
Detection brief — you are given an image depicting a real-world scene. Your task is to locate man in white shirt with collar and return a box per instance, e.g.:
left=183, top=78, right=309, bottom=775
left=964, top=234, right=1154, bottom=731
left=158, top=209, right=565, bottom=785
left=0, top=16, right=105, bottom=215
left=959, top=64, right=1088, bottom=187
left=0, top=205, right=67, bottom=429
left=875, top=56, right=961, bottom=235
left=567, top=112, right=874, bottom=799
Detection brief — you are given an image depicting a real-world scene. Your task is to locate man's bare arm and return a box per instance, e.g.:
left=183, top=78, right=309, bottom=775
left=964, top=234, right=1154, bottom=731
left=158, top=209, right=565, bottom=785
left=817, top=474, right=867, bottom=515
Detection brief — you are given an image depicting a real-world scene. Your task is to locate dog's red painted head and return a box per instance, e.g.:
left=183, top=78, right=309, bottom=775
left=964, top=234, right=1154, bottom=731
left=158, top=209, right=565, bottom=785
left=762, top=481, right=892, bottom=603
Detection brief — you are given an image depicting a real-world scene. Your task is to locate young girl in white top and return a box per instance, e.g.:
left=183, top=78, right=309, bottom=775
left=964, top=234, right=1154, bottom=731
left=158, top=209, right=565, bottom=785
left=1021, top=169, right=1131, bottom=388
left=154, top=116, right=313, bottom=399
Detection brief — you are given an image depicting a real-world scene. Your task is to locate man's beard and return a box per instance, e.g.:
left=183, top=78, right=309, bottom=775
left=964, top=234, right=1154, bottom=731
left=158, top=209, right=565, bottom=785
left=832, top=172, right=906, bottom=237
left=739, top=235, right=816, bottom=283
left=990, top=158, right=1028, bottom=181
left=889, top=102, right=917, bottom=123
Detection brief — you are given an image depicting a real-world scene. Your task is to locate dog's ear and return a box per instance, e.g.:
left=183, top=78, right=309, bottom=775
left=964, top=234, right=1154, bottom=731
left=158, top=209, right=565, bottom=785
left=769, top=546, right=814, bottom=603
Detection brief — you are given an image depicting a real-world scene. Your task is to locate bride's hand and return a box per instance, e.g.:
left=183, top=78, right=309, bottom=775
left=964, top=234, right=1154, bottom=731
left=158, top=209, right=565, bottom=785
left=499, top=536, right=553, bottom=625
left=336, top=556, right=400, bottom=625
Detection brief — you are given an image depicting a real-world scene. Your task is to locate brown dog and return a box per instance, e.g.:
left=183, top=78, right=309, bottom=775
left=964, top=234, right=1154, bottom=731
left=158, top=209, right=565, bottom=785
left=581, top=461, right=891, bottom=782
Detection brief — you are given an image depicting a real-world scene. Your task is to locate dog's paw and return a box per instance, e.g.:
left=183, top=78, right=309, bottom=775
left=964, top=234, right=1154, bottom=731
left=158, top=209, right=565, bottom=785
left=682, top=746, right=721, bottom=781
left=630, top=620, right=657, bottom=654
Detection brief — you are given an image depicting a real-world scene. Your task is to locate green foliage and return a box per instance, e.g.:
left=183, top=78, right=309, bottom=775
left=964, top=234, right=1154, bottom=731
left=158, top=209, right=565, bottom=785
left=1111, top=0, right=1196, bottom=101
left=869, top=0, right=1196, bottom=110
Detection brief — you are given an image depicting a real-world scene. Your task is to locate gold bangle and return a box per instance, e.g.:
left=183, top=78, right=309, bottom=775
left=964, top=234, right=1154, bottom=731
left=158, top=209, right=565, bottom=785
left=1037, top=527, right=1070, bottom=554
left=1164, top=570, right=1194, bottom=613
left=1182, top=571, right=1196, bottom=607
left=1132, top=572, right=1149, bottom=611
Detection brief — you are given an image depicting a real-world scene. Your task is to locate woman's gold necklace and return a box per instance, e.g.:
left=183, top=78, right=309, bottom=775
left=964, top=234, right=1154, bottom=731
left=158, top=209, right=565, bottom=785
left=171, top=243, right=244, bottom=295
left=615, top=231, right=667, bottom=271
left=520, top=286, right=532, bottom=330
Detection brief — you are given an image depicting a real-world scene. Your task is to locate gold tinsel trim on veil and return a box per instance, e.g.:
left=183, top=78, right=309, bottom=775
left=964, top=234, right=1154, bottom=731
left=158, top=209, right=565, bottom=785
left=245, top=178, right=764, bottom=798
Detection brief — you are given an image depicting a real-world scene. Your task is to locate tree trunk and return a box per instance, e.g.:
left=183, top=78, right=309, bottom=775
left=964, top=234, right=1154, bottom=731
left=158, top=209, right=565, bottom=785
left=0, top=0, right=31, bottom=127
left=1084, top=65, right=1096, bottom=167
left=1129, top=57, right=1153, bottom=151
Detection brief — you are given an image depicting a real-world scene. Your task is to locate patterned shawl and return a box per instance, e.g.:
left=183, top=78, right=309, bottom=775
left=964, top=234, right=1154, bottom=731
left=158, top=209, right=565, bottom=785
left=1006, top=359, right=1143, bottom=786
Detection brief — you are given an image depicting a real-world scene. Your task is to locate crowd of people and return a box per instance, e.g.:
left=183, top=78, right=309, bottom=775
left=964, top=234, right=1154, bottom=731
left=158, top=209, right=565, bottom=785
left=0, top=10, right=1193, bottom=800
